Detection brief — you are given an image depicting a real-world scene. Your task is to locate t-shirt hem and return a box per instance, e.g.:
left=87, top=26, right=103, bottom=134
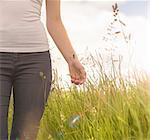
left=0, top=47, right=50, bottom=53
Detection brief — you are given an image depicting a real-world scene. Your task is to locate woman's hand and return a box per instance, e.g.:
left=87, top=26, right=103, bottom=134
left=68, top=60, right=86, bottom=85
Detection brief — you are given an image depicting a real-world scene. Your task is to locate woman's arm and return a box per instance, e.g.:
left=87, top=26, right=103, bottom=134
left=45, top=0, right=86, bottom=85
left=45, top=0, right=78, bottom=64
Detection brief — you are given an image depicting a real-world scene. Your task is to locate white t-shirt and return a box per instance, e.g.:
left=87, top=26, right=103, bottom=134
left=0, top=0, right=49, bottom=52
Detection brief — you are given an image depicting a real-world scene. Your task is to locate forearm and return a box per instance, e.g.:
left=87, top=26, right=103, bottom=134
left=46, top=19, right=79, bottom=64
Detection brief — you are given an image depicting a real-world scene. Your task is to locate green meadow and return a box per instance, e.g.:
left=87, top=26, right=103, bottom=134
left=8, top=57, right=150, bottom=140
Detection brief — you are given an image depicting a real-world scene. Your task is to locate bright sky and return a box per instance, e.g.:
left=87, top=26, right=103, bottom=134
left=41, top=0, right=149, bottom=87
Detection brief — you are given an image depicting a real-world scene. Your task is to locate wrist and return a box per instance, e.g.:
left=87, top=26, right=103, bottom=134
left=67, top=54, right=79, bottom=65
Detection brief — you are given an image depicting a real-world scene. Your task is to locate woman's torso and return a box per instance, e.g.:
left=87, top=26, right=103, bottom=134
left=0, top=0, right=49, bottom=52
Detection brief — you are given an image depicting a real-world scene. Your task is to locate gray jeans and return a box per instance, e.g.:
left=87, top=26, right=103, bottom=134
left=0, top=50, right=52, bottom=140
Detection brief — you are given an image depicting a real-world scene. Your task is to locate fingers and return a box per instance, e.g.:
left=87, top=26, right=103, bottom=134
left=71, top=68, right=86, bottom=85
left=71, top=74, right=81, bottom=85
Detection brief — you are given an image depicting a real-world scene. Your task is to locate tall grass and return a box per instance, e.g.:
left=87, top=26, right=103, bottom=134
left=8, top=52, right=150, bottom=140
left=35, top=54, right=150, bottom=140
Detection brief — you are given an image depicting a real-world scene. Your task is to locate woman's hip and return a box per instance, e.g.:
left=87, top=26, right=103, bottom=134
left=0, top=50, right=52, bottom=83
